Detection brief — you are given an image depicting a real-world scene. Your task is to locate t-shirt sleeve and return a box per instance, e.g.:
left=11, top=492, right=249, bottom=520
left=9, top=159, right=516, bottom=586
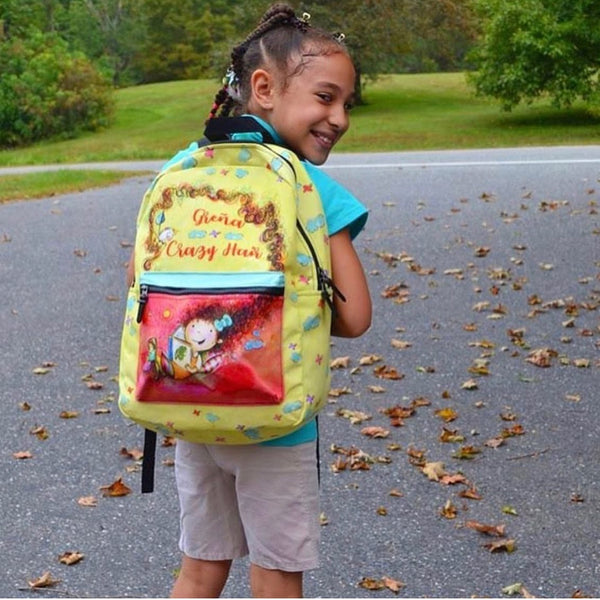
left=304, top=162, right=368, bottom=240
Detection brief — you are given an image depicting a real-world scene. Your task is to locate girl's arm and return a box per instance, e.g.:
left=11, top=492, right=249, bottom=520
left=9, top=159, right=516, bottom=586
left=328, top=228, right=372, bottom=338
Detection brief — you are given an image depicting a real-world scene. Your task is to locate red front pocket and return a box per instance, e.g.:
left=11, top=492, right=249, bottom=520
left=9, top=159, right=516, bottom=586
left=135, top=273, right=284, bottom=406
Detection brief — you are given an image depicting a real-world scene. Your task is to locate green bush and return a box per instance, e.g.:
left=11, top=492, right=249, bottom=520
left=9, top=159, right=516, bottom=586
left=0, top=31, right=114, bottom=148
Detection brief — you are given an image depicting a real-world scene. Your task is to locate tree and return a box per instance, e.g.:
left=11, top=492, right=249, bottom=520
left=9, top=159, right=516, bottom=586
left=468, top=0, right=600, bottom=110
left=0, top=30, right=114, bottom=147
left=136, top=0, right=235, bottom=83
left=228, top=0, right=476, bottom=103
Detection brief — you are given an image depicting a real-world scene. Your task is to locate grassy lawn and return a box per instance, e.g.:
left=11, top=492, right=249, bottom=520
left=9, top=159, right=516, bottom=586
left=1, top=72, right=599, bottom=201
left=0, top=170, right=151, bottom=203
left=1, top=73, right=599, bottom=168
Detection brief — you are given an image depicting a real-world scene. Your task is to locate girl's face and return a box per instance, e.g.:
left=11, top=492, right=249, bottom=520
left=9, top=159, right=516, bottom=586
left=184, top=318, right=218, bottom=352
left=265, top=51, right=355, bottom=165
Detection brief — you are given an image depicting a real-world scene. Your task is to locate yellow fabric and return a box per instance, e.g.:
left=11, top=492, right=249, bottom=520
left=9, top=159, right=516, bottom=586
left=119, top=143, right=332, bottom=444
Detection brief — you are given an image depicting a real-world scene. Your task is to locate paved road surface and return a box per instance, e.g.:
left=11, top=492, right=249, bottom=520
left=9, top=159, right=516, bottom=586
left=1, top=147, right=599, bottom=597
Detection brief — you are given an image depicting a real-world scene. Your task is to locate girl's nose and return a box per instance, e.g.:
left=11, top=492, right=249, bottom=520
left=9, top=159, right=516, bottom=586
left=329, top=103, right=349, bottom=132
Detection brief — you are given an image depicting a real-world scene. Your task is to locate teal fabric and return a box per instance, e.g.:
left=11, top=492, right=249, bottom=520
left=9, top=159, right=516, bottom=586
left=160, top=116, right=368, bottom=446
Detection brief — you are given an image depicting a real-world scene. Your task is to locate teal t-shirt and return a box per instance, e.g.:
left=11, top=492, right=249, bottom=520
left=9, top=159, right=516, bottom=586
left=161, top=116, right=368, bottom=446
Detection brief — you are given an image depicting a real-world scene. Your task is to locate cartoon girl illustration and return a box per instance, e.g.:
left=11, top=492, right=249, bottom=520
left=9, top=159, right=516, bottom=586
left=145, top=312, right=233, bottom=384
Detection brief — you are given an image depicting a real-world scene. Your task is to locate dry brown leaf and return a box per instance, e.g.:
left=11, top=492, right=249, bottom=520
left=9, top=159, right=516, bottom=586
left=359, top=354, right=383, bottom=365
left=373, top=365, right=404, bottom=380
left=367, top=385, right=386, bottom=394
left=337, top=408, right=371, bottom=424
left=434, top=407, right=458, bottom=422
left=13, top=450, right=32, bottom=460
left=59, top=410, right=80, bottom=419
left=120, top=447, right=144, bottom=461
left=361, top=426, right=390, bottom=439
left=483, top=538, right=516, bottom=553
left=440, top=499, right=458, bottom=519
left=28, top=572, right=60, bottom=589
left=381, top=576, right=405, bottom=594
left=465, top=520, right=506, bottom=536
left=421, top=461, right=447, bottom=481
left=77, top=496, right=98, bottom=507
left=58, top=551, right=84, bottom=566
left=30, top=426, right=49, bottom=440
left=100, top=477, right=132, bottom=497
left=391, top=339, right=412, bottom=349
left=526, top=347, right=558, bottom=367
left=330, top=356, right=350, bottom=369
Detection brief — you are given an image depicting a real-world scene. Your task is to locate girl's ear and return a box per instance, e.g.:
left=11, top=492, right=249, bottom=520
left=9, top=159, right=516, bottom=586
left=250, top=69, right=276, bottom=110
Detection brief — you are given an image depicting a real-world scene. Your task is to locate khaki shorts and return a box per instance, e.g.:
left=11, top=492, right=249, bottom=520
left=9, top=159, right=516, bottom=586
left=175, top=439, right=320, bottom=572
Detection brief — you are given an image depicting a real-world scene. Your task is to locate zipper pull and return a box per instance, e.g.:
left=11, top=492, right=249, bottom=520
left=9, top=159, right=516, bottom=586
left=318, top=269, right=346, bottom=312
left=136, top=284, right=149, bottom=323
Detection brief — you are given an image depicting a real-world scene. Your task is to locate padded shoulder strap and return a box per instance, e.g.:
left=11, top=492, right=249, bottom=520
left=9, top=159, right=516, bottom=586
left=203, top=116, right=277, bottom=144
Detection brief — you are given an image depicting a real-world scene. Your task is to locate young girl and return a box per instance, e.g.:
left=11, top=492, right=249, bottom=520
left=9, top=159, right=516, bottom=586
left=160, top=4, right=372, bottom=597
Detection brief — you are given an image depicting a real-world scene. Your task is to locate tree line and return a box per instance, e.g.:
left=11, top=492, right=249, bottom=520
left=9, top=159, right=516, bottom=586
left=1, top=0, right=598, bottom=148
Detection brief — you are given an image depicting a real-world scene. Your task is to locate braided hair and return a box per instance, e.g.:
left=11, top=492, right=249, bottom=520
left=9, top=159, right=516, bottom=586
left=207, top=3, right=349, bottom=121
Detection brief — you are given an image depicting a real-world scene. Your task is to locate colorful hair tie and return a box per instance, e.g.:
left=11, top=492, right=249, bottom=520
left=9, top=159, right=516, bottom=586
left=223, top=66, right=242, bottom=103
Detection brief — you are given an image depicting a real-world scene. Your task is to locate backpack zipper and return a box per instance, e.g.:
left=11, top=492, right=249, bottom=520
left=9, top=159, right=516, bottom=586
left=136, top=281, right=283, bottom=323
left=296, top=219, right=346, bottom=312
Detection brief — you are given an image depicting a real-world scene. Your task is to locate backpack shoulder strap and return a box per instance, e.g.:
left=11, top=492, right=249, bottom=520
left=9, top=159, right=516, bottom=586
left=203, top=116, right=277, bottom=144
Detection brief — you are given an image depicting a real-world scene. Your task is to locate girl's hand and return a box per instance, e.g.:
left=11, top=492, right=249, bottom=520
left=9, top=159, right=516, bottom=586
left=328, top=228, right=372, bottom=338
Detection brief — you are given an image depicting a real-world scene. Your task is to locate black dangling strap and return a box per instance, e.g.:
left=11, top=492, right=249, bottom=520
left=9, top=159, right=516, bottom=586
left=316, top=415, right=321, bottom=487
left=141, top=429, right=157, bottom=494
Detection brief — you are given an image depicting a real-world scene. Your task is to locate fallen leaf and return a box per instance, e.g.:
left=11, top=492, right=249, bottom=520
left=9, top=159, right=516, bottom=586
left=461, top=379, right=479, bottom=390
left=526, top=348, right=558, bottom=367
left=58, top=551, right=84, bottom=566
left=361, top=426, right=390, bottom=439
left=502, top=505, right=519, bottom=516
left=359, top=354, right=383, bottom=365
left=59, top=410, right=80, bottom=419
left=373, top=365, right=404, bottom=380
left=381, top=576, right=405, bottom=594
left=77, top=496, right=98, bottom=507
left=452, top=445, right=481, bottom=460
left=358, top=577, right=385, bottom=592
left=483, top=538, right=516, bottom=553
left=30, top=426, right=49, bottom=440
left=337, top=408, right=371, bottom=424
left=465, top=520, right=506, bottom=536
left=440, top=499, right=458, bottom=519
left=330, top=356, right=350, bottom=369
left=28, top=572, right=60, bottom=589
left=13, top=451, right=32, bottom=459
left=119, top=447, right=144, bottom=461
left=421, top=461, right=447, bottom=481
left=391, top=339, right=412, bottom=349
left=367, top=385, right=386, bottom=394
left=100, top=477, right=132, bottom=497
left=435, top=407, right=458, bottom=422
left=86, top=380, right=104, bottom=390
left=376, top=506, right=388, bottom=516
left=32, top=367, right=51, bottom=375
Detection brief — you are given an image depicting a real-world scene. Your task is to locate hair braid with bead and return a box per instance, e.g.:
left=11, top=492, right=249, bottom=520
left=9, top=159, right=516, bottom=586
left=206, top=3, right=349, bottom=122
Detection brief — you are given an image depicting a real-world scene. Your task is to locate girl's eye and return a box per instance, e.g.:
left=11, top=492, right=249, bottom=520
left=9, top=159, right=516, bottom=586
left=344, top=102, right=354, bottom=112
left=317, top=93, right=332, bottom=103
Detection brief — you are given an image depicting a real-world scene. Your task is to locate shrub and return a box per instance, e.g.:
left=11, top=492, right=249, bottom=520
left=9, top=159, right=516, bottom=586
left=0, top=31, right=114, bottom=148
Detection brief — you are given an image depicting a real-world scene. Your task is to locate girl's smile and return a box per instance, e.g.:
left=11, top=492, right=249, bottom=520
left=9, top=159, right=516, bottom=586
left=259, top=51, right=356, bottom=165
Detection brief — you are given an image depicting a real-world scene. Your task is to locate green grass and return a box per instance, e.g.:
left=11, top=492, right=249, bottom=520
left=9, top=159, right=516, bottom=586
left=1, top=73, right=599, bottom=201
left=0, top=170, right=150, bottom=203
left=1, top=73, right=599, bottom=168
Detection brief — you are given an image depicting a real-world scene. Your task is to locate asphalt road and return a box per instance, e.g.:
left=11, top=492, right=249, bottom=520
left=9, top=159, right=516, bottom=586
left=1, top=146, right=599, bottom=598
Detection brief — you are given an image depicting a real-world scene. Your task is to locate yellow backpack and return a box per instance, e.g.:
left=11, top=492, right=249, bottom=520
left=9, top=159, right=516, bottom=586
left=118, top=118, right=340, bottom=488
